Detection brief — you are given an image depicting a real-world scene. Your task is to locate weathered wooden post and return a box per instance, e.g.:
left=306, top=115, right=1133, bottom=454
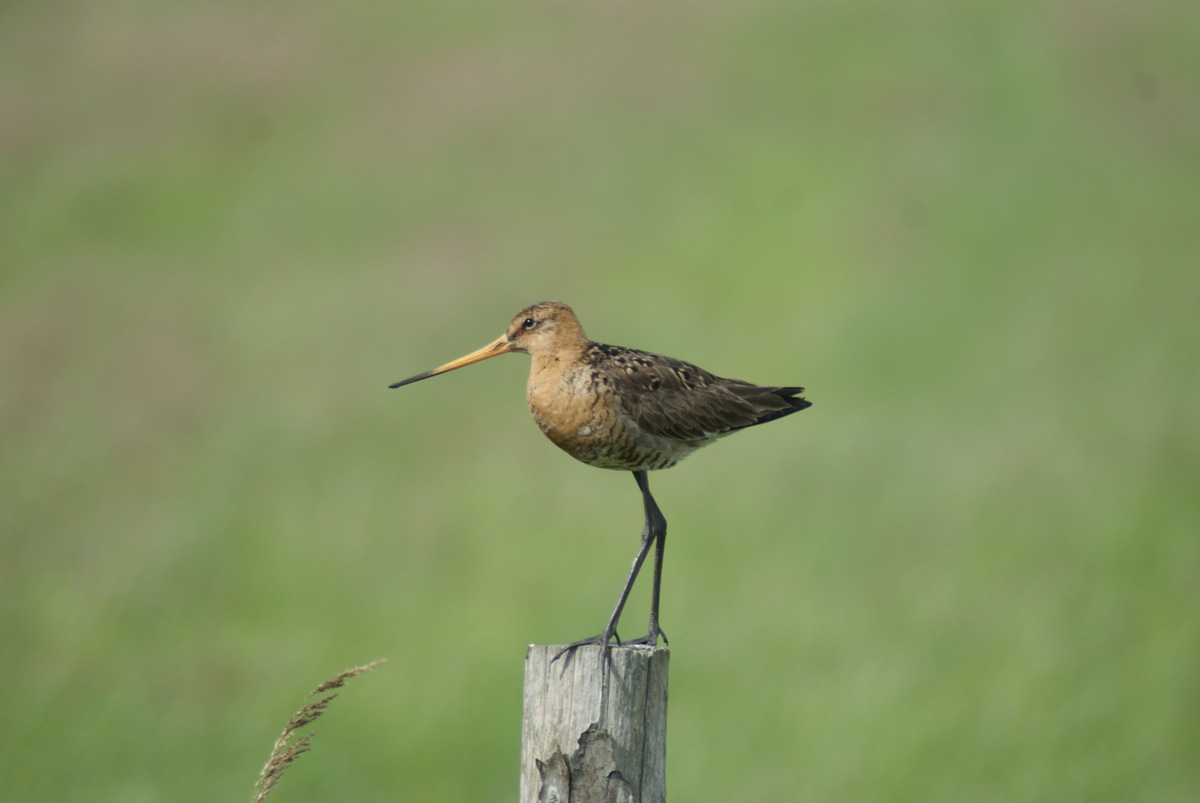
left=520, top=644, right=669, bottom=803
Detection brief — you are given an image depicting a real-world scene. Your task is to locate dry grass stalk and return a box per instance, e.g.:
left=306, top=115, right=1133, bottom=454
left=251, top=659, right=386, bottom=803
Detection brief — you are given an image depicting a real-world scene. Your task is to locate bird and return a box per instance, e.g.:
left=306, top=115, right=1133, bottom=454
left=389, top=301, right=811, bottom=660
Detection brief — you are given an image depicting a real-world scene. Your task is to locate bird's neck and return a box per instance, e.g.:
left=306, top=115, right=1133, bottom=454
left=527, top=337, right=592, bottom=386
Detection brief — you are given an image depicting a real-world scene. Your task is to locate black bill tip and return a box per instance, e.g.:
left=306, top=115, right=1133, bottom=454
left=388, top=371, right=434, bottom=389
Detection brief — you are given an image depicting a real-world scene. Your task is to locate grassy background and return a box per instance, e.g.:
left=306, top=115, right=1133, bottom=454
left=2, top=1, right=1198, bottom=800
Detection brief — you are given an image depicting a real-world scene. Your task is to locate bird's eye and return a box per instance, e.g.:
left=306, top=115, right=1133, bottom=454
left=522, top=317, right=536, bottom=330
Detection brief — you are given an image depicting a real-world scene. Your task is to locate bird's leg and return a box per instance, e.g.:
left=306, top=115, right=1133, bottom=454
left=625, top=469, right=668, bottom=647
left=552, top=522, right=652, bottom=664
left=553, top=470, right=666, bottom=665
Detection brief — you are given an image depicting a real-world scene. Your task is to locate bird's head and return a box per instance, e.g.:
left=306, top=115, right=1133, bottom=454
left=389, top=301, right=587, bottom=389
left=502, top=301, right=586, bottom=358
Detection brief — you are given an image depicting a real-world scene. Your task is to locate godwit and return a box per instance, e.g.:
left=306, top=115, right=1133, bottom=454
left=389, top=301, right=811, bottom=658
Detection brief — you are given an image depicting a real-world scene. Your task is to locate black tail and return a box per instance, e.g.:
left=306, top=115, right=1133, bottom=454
left=732, top=385, right=812, bottom=430
left=762, top=386, right=811, bottom=421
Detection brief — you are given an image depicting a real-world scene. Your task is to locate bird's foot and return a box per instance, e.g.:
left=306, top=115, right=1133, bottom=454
left=551, top=628, right=620, bottom=666
left=622, top=623, right=668, bottom=648
left=550, top=624, right=666, bottom=667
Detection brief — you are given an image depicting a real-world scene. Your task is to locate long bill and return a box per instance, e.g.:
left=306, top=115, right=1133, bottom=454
left=388, top=334, right=513, bottom=389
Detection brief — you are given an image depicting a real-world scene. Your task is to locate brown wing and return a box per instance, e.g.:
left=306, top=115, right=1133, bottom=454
left=589, top=344, right=810, bottom=444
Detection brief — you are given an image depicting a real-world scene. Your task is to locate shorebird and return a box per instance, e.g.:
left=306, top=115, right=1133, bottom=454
left=389, top=301, right=811, bottom=658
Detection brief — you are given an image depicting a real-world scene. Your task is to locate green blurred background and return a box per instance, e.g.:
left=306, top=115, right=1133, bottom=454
left=2, top=1, right=1197, bottom=800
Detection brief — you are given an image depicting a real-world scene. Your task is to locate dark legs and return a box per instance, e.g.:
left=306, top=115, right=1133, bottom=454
left=554, top=470, right=668, bottom=663
left=631, top=469, right=668, bottom=646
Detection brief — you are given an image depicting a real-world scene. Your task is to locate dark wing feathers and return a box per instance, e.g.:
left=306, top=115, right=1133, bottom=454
left=590, top=344, right=810, bottom=443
